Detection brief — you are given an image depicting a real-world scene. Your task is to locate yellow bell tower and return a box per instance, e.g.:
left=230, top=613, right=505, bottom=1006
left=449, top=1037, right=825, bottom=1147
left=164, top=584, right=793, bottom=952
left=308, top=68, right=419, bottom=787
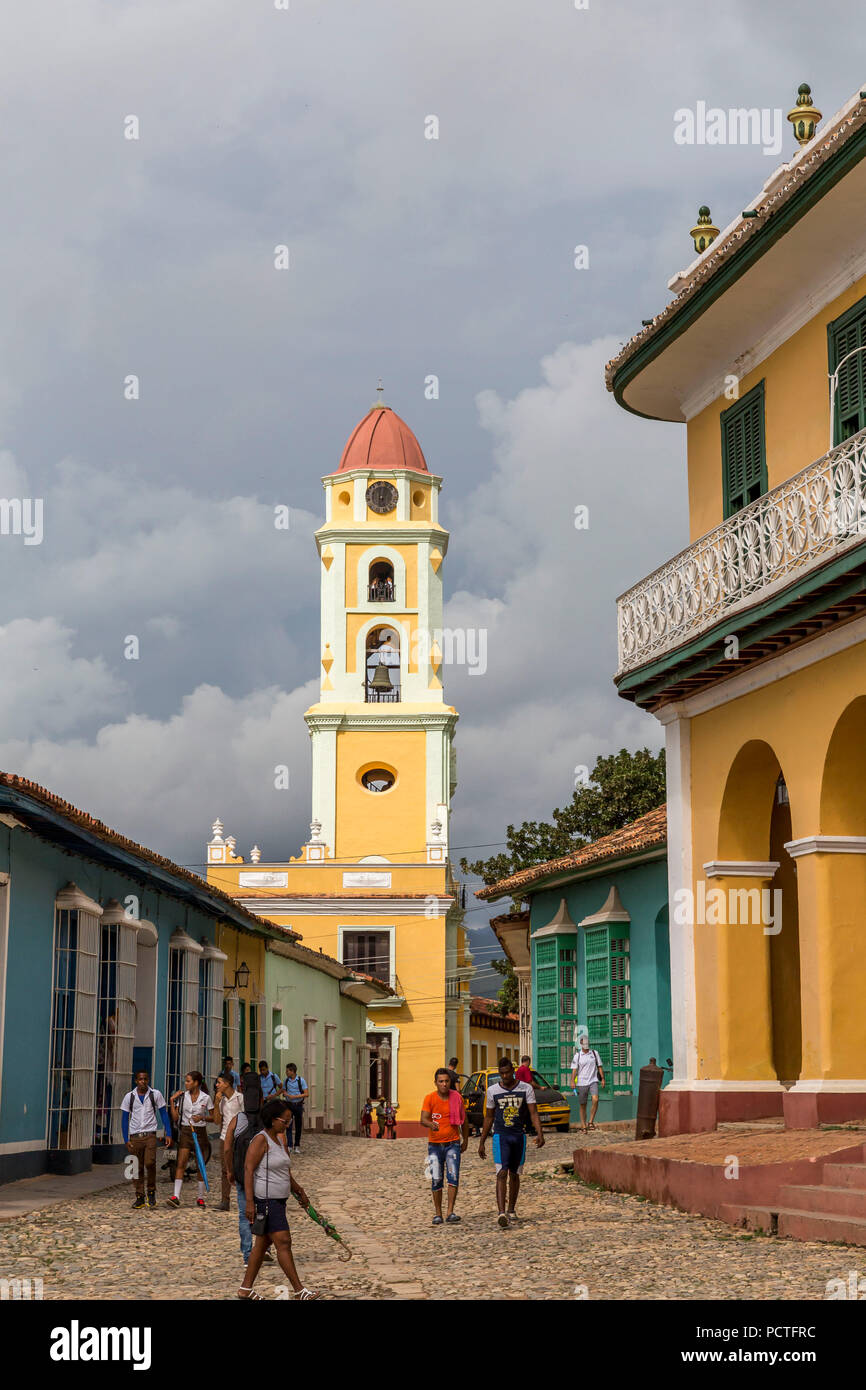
left=207, top=394, right=473, bottom=1134
left=305, top=393, right=457, bottom=867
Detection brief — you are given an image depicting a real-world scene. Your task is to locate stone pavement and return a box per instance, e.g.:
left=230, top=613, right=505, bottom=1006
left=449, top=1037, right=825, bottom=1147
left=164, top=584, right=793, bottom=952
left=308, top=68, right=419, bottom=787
left=0, top=1129, right=859, bottom=1299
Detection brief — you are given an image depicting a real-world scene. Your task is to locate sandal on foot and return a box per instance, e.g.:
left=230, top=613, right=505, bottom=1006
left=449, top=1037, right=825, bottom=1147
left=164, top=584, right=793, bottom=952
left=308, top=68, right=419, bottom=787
left=237, top=1287, right=263, bottom=1300
left=294, top=1288, right=320, bottom=1300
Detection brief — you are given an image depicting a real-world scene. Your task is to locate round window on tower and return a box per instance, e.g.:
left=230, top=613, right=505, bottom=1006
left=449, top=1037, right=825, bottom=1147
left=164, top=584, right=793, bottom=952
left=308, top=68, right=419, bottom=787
left=359, top=765, right=397, bottom=794
left=412, top=489, right=425, bottom=508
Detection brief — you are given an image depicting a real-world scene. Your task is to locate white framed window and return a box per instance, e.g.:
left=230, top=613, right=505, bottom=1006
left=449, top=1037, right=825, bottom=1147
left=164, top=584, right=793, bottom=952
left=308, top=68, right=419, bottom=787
left=249, top=991, right=267, bottom=1069
left=342, top=1037, right=355, bottom=1133
left=47, top=885, right=102, bottom=1153
left=223, top=991, right=240, bottom=1069
left=356, top=1041, right=370, bottom=1127
left=338, top=926, right=394, bottom=986
left=303, top=1016, right=318, bottom=1114
left=324, top=1024, right=337, bottom=1128
left=166, top=927, right=203, bottom=1095
left=198, top=941, right=226, bottom=1085
left=94, top=901, right=140, bottom=1147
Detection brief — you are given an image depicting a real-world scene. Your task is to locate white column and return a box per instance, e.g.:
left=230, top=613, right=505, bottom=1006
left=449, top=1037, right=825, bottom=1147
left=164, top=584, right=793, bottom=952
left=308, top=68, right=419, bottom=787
left=659, top=710, right=697, bottom=1082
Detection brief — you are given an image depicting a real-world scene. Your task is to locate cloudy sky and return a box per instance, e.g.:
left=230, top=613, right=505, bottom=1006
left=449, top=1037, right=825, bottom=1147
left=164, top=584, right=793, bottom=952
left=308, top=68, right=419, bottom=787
left=0, top=1, right=860, bottom=985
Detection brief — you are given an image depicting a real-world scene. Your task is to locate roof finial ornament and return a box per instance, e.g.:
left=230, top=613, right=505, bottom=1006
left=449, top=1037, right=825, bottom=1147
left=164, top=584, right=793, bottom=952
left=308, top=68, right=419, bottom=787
left=372, top=377, right=386, bottom=410
left=690, top=205, right=719, bottom=255
left=787, top=83, right=822, bottom=146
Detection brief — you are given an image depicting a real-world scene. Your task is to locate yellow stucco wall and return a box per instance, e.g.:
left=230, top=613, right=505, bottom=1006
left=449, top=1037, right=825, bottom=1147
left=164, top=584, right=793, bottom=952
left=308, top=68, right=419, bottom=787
left=686, top=273, right=866, bottom=541
left=257, top=908, right=452, bottom=1122
left=689, top=640, right=866, bottom=1082
left=335, top=728, right=427, bottom=861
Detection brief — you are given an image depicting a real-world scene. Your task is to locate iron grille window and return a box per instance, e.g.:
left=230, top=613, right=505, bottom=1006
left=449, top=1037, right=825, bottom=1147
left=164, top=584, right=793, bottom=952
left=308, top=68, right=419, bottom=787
left=829, top=297, right=866, bottom=443
left=48, top=905, right=100, bottom=1152
left=721, top=381, right=766, bottom=518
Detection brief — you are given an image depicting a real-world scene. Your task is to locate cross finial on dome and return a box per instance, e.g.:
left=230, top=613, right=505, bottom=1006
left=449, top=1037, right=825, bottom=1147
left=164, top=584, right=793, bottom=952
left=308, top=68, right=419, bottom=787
left=372, top=377, right=386, bottom=409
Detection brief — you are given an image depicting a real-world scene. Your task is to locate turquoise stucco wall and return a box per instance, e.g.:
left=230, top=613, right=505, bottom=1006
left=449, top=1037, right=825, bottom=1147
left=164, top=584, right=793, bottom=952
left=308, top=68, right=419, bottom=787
left=529, top=854, right=669, bottom=1123
left=0, top=824, right=218, bottom=1157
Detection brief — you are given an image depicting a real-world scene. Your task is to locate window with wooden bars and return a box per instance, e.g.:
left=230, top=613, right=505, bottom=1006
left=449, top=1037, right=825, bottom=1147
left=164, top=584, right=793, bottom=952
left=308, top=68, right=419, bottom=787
left=721, top=381, right=766, bottom=518
left=584, top=925, right=633, bottom=1094
left=829, top=297, right=866, bottom=444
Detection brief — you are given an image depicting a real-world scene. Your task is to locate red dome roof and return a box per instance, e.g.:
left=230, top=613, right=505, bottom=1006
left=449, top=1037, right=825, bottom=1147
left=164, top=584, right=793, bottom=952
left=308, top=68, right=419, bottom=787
left=334, top=405, right=429, bottom=474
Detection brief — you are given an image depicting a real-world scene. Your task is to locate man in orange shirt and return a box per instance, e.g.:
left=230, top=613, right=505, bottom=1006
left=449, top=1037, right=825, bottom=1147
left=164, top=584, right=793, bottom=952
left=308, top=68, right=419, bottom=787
left=420, top=1068, right=469, bottom=1225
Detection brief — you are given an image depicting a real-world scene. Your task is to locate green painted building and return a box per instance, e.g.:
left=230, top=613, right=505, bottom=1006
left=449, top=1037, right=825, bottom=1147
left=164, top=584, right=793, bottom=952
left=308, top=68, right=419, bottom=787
left=480, top=807, right=670, bottom=1124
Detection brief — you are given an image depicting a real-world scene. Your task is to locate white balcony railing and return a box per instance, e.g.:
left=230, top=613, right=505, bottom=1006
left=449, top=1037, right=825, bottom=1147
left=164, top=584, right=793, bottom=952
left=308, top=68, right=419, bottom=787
left=617, top=428, right=866, bottom=677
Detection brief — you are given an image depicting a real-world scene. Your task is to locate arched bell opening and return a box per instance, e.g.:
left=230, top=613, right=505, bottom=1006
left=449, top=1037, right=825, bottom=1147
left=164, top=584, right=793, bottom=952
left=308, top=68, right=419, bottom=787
left=365, top=626, right=400, bottom=703
left=368, top=560, right=395, bottom=603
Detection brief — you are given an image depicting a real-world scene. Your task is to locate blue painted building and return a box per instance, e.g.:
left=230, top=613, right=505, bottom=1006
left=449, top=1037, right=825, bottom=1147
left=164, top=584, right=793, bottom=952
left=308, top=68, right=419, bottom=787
left=479, top=806, right=670, bottom=1124
left=0, top=774, right=300, bottom=1184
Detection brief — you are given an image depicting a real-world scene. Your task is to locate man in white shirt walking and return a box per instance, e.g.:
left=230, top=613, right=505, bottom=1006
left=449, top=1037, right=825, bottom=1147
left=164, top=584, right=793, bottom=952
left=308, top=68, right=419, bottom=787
left=120, top=1070, right=172, bottom=1210
left=570, top=1036, right=605, bottom=1134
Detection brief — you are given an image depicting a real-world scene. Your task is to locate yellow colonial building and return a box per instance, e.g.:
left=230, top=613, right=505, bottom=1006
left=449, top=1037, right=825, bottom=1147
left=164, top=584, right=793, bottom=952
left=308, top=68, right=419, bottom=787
left=608, top=84, right=866, bottom=1132
left=208, top=397, right=473, bottom=1134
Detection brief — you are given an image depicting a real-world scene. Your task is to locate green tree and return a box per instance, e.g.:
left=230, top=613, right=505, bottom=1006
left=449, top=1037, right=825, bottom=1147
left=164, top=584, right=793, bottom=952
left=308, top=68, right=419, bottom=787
left=490, top=957, right=519, bottom=1016
left=462, top=747, right=665, bottom=889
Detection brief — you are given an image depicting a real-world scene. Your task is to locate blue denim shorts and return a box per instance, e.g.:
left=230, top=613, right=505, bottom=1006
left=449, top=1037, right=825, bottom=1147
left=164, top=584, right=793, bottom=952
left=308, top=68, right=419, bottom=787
left=428, top=1140, right=461, bottom=1191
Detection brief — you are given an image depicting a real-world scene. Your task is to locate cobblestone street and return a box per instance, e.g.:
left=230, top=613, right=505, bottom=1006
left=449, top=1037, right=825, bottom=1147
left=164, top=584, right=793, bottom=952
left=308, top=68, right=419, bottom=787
left=0, top=1130, right=858, bottom=1300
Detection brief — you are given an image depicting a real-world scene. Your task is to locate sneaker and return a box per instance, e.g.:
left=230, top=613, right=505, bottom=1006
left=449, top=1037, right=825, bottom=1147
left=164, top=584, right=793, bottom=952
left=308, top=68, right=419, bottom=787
left=445, top=1213, right=461, bottom=1224
left=167, top=1196, right=181, bottom=1208
left=497, top=1213, right=509, bottom=1229
left=146, top=1192, right=156, bottom=1210
left=262, top=1249, right=276, bottom=1264
left=432, top=1215, right=444, bottom=1225
left=507, top=1212, right=518, bottom=1224
left=196, top=1198, right=206, bottom=1208
left=132, top=1194, right=145, bottom=1210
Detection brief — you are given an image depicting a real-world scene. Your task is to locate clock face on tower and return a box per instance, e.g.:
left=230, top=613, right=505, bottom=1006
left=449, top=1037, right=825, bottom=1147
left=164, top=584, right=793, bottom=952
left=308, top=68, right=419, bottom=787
left=365, top=480, right=398, bottom=514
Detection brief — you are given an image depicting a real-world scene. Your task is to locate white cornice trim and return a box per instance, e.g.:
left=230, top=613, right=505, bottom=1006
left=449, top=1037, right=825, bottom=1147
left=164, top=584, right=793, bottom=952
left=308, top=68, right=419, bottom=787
left=785, top=836, right=866, bottom=858
left=703, top=860, right=780, bottom=878
left=315, top=525, right=449, bottom=548
left=656, top=612, right=866, bottom=723
left=305, top=710, right=458, bottom=732
left=237, top=896, right=454, bottom=917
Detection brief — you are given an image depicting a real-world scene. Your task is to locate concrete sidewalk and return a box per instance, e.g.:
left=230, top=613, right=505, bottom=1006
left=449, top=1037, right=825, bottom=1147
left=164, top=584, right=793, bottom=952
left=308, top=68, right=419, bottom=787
left=0, top=1164, right=125, bottom=1221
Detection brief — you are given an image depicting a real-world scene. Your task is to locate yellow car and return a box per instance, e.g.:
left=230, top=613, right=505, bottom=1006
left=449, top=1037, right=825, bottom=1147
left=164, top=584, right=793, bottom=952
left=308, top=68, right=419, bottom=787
left=461, top=1068, right=571, bottom=1134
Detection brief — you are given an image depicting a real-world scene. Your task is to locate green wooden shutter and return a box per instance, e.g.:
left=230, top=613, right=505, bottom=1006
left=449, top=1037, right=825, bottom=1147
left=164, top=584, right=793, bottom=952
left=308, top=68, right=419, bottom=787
left=584, top=926, right=611, bottom=1090
left=829, top=297, right=866, bottom=444
left=721, top=381, right=766, bottom=518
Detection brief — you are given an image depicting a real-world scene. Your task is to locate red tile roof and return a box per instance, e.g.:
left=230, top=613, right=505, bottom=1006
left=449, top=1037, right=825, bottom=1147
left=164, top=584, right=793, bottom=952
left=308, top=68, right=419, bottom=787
left=334, top=405, right=429, bottom=474
left=476, top=805, right=667, bottom=901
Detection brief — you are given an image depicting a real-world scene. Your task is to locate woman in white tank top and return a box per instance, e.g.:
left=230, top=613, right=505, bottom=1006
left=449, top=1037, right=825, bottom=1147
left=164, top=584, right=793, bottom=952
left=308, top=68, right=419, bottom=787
left=238, top=1097, right=319, bottom=1301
